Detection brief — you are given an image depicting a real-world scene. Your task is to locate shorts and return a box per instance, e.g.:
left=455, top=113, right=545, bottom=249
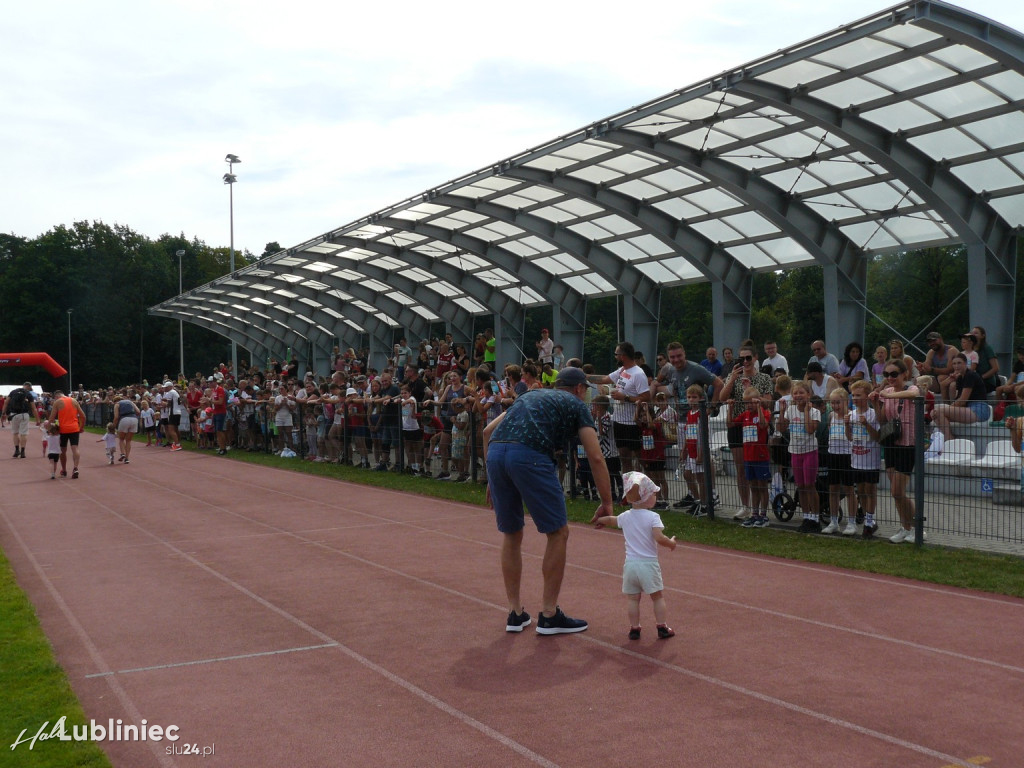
left=117, top=417, right=139, bottom=434
left=170, top=413, right=181, bottom=427
left=967, top=401, right=991, bottom=422
left=683, top=456, right=703, bottom=475
left=622, top=558, right=664, bottom=595
left=144, top=424, right=156, bottom=434
left=642, top=459, right=665, bottom=473
left=213, top=413, right=226, bottom=432
left=47, top=452, right=60, bottom=461
left=451, top=435, right=467, bottom=457
left=852, top=469, right=879, bottom=485
left=826, top=452, right=854, bottom=486
left=885, top=444, right=915, bottom=475
left=745, top=460, right=771, bottom=482
left=403, top=428, right=422, bottom=443
left=9, top=412, right=31, bottom=436
left=59, top=432, right=80, bottom=448
left=380, top=423, right=399, bottom=448
left=791, top=450, right=819, bottom=486
left=613, top=422, right=640, bottom=452
left=487, top=442, right=567, bottom=534
left=727, top=423, right=744, bottom=450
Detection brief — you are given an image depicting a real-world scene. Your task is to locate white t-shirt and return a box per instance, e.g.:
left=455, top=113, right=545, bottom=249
left=608, top=365, right=649, bottom=425
left=785, top=404, right=820, bottom=455
left=165, top=389, right=182, bottom=416
left=140, top=408, right=155, bottom=428
left=763, top=353, right=789, bottom=375
left=849, top=407, right=881, bottom=471
left=617, top=507, right=664, bottom=560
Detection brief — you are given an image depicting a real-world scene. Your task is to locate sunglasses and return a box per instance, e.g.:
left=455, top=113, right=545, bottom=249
left=884, top=370, right=901, bottom=379
left=739, top=356, right=753, bottom=363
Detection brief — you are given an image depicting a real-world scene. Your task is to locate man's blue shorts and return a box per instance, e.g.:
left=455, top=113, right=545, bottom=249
left=213, top=413, right=226, bottom=432
left=487, top=442, right=567, bottom=534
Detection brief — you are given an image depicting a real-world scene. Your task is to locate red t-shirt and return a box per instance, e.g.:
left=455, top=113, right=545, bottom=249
left=734, top=407, right=771, bottom=463
left=683, top=409, right=701, bottom=459
left=212, top=385, right=227, bottom=415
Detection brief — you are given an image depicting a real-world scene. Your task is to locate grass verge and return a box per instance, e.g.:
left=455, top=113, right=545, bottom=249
left=0, top=546, right=112, bottom=768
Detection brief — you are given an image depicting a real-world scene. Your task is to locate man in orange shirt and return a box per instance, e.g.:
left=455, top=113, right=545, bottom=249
left=48, top=389, right=87, bottom=478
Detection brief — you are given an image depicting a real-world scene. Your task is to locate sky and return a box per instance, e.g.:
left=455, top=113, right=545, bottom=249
left=3, top=0, right=1023, bottom=260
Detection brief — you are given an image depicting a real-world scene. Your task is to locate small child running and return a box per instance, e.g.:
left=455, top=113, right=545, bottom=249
left=595, top=471, right=677, bottom=640
left=98, top=422, right=118, bottom=464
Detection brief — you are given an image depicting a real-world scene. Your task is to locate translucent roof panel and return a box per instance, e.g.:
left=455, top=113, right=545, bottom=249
left=153, top=2, right=1024, bottom=349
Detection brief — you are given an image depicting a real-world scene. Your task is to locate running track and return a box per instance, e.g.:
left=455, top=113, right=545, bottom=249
left=0, top=441, right=1021, bottom=767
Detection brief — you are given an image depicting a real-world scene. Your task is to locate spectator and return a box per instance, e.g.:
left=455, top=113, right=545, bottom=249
left=763, top=340, right=789, bottom=376
left=836, top=341, right=870, bottom=390
left=552, top=345, right=565, bottom=370
left=971, top=325, right=1000, bottom=392
left=808, top=340, right=841, bottom=376
left=536, top=328, right=554, bottom=365
left=778, top=381, right=822, bottom=533
left=869, top=359, right=922, bottom=543
left=888, top=338, right=919, bottom=380
left=586, top=342, right=650, bottom=473
left=822, top=389, right=856, bottom=535
left=918, top=332, right=958, bottom=393
left=870, top=346, right=888, bottom=388
left=656, top=342, right=724, bottom=405
left=995, top=345, right=1024, bottom=401
left=959, top=333, right=980, bottom=371
left=483, top=328, right=496, bottom=368
left=721, top=347, right=735, bottom=369
left=210, top=375, right=228, bottom=455
left=933, top=353, right=990, bottom=440
left=722, top=342, right=774, bottom=520
left=846, top=380, right=881, bottom=538
left=728, top=386, right=772, bottom=528
left=700, top=347, right=723, bottom=377
left=805, top=361, right=840, bottom=400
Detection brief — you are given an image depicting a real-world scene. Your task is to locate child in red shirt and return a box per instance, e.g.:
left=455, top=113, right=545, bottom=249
left=728, top=387, right=772, bottom=528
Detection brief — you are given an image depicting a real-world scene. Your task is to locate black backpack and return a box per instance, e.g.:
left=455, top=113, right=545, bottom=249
left=7, top=388, right=29, bottom=414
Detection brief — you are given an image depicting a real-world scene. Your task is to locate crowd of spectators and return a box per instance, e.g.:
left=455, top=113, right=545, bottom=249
left=4, top=324, right=1017, bottom=536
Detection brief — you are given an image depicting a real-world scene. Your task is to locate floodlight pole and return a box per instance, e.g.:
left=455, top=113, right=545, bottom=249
left=224, top=154, right=240, bottom=378
left=176, top=249, right=186, bottom=377
left=66, top=309, right=72, bottom=392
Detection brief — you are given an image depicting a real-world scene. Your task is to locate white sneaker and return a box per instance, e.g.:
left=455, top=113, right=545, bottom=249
left=903, top=530, right=927, bottom=542
left=821, top=521, right=839, bottom=535
left=733, top=506, right=750, bottom=521
left=889, top=528, right=911, bottom=543
left=842, top=522, right=858, bottom=536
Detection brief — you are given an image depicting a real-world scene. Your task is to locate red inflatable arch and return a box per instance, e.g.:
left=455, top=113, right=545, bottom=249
left=0, top=353, right=68, bottom=378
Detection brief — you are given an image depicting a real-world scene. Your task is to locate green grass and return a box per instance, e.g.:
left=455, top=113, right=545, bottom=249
left=0, top=547, right=111, bottom=768
left=216, top=444, right=1024, bottom=599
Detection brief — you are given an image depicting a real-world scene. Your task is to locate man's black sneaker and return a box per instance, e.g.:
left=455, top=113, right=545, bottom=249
left=673, top=494, right=695, bottom=509
left=536, top=607, right=588, bottom=635
left=691, top=504, right=707, bottom=518
left=505, top=609, right=532, bottom=633
left=862, top=523, right=877, bottom=540
left=798, top=518, right=822, bottom=533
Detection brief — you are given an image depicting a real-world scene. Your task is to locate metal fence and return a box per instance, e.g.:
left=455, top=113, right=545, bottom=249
left=154, top=395, right=1023, bottom=555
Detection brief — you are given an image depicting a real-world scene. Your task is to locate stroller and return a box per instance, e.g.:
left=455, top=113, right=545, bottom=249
left=770, top=447, right=857, bottom=524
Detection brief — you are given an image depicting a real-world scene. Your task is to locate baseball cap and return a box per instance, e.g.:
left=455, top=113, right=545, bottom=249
left=554, top=367, right=595, bottom=390
left=162, top=380, right=174, bottom=388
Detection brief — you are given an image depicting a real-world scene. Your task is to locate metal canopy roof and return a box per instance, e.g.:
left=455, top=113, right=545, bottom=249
left=150, top=0, right=1024, bottom=367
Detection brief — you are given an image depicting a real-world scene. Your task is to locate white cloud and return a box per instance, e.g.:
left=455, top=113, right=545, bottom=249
left=2, top=0, right=1023, bottom=258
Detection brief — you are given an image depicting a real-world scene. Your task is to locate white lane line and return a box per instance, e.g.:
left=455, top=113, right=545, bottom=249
left=128, top=466, right=1024, bottom=674
left=0, top=508, right=178, bottom=768
left=66, top=489, right=560, bottom=768
left=84, top=643, right=341, bottom=678
left=582, top=635, right=978, bottom=768
left=79, top=486, right=979, bottom=768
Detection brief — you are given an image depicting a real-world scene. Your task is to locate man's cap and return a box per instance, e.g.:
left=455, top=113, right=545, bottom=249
left=806, top=362, right=823, bottom=374
left=554, top=367, right=595, bottom=390
left=926, top=331, right=941, bottom=341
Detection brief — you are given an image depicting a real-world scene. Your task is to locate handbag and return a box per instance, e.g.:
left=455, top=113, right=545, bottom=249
left=878, top=400, right=904, bottom=447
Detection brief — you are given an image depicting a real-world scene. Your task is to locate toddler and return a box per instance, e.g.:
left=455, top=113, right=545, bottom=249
left=98, top=422, right=118, bottom=465
left=43, top=421, right=61, bottom=479
left=595, top=471, right=677, bottom=640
